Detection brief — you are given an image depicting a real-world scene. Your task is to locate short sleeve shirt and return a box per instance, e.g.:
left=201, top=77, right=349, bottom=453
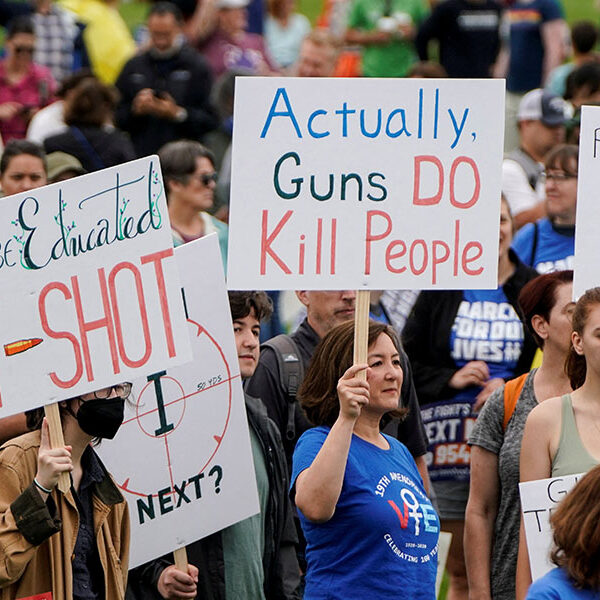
left=512, top=218, right=574, bottom=274
left=506, top=0, right=564, bottom=93
left=292, top=427, right=439, bottom=599
left=469, top=369, right=538, bottom=600
left=348, top=0, right=428, bottom=77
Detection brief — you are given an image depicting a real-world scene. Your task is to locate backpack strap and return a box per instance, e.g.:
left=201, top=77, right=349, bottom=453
left=503, top=372, right=529, bottom=431
left=529, top=220, right=539, bottom=267
left=261, top=335, right=305, bottom=441
left=506, top=148, right=543, bottom=191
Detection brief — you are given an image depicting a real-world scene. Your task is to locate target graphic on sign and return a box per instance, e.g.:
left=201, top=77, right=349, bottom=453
left=106, top=315, right=239, bottom=501
left=95, top=235, right=261, bottom=569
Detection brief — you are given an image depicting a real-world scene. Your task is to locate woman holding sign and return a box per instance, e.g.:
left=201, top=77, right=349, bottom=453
left=402, top=197, right=537, bottom=600
left=292, top=320, right=439, bottom=600
left=516, top=288, right=600, bottom=598
left=0, top=384, right=131, bottom=599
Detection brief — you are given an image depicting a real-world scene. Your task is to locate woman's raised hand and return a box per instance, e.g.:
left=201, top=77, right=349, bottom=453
left=337, top=363, right=370, bottom=421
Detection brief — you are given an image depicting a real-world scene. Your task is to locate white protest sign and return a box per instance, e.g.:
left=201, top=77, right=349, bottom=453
left=519, top=473, right=584, bottom=580
left=97, top=234, right=259, bottom=568
left=228, top=77, right=505, bottom=290
left=574, top=105, right=600, bottom=298
left=0, top=156, right=191, bottom=416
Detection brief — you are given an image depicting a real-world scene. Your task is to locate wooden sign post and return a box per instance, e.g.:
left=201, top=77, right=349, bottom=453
left=354, top=290, right=370, bottom=378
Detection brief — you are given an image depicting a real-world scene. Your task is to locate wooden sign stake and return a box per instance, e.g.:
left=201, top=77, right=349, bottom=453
left=353, top=290, right=371, bottom=380
left=44, top=403, right=71, bottom=493
left=173, top=547, right=189, bottom=573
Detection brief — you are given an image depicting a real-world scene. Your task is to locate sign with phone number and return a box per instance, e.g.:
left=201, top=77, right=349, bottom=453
left=421, top=400, right=476, bottom=481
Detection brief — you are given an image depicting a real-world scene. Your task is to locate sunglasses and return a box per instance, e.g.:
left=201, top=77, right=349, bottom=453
left=14, top=45, right=35, bottom=55
left=196, top=172, right=218, bottom=186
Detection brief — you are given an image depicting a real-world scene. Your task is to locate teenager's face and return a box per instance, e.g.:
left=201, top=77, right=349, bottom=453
left=234, top=309, right=260, bottom=379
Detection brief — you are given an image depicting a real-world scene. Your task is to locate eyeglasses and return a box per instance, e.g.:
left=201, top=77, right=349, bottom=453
left=540, top=171, right=577, bottom=184
left=87, top=383, right=132, bottom=400
left=14, top=45, right=35, bottom=55
left=195, top=172, right=218, bottom=186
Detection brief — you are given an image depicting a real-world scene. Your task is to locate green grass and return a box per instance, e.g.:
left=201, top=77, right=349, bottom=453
left=115, top=0, right=598, bottom=38
left=563, top=0, right=599, bottom=23
left=119, top=0, right=150, bottom=32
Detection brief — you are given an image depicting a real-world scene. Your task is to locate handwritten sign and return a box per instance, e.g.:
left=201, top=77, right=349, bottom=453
left=574, top=105, right=600, bottom=297
left=0, top=156, right=191, bottom=416
left=519, top=473, right=583, bottom=580
left=97, top=235, right=259, bottom=568
left=227, top=77, right=505, bottom=290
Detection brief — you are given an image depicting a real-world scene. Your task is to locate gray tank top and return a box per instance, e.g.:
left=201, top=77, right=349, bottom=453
left=551, top=394, right=600, bottom=477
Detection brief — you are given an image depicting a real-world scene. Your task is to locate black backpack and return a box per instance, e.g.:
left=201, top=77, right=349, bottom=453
left=260, top=335, right=305, bottom=442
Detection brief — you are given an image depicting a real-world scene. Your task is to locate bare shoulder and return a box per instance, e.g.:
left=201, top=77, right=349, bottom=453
left=526, top=395, right=563, bottom=426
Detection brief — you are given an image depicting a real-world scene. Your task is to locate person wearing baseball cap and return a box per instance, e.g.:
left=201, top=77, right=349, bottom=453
left=46, top=151, right=86, bottom=183
left=502, top=88, right=570, bottom=230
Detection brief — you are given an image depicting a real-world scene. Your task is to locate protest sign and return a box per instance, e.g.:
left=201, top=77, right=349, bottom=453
left=97, top=234, right=259, bottom=568
left=519, top=473, right=583, bottom=580
left=0, top=156, right=191, bottom=417
left=574, top=105, right=600, bottom=298
left=228, top=77, right=505, bottom=290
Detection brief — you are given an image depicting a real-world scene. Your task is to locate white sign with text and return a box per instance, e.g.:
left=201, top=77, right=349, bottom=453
left=574, top=105, right=600, bottom=298
left=0, top=156, right=191, bottom=416
left=98, top=235, right=259, bottom=568
left=228, top=77, right=505, bottom=290
left=519, top=473, right=583, bottom=580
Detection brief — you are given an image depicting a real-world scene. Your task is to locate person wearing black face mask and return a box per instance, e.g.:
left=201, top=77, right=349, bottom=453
left=0, top=384, right=131, bottom=600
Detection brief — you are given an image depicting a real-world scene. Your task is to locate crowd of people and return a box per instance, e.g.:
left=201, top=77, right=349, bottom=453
left=0, top=0, right=599, bottom=598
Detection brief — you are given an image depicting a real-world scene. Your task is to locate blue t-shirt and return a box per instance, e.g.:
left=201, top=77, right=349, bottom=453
left=292, top=427, right=439, bottom=600
left=422, top=287, right=525, bottom=482
left=526, top=567, right=600, bottom=599
left=512, top=218, right=574, bottom=274
left=506, top=0, right=564, bottom=93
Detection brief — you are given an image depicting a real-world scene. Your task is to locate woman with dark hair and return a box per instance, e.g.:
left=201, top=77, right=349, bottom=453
left=0, top=384, right=131, bottom=599
left=292, top=320, right=439, bottom=600
left=465, top=271, right=575, bottom=600
left=402, top=197, right=537, bottom=600
left=43, top=76, right=135, bottom=172
left=512, top=144, right=578, bottom=274
left=158, top=139, right=228, bottom=267
left=516, top=287, right=600, bottom=599
left=526, top=463, right=600, bottom=599
left=0, top=16, right=56, bottom=142
left=0, top=138, right=47, bottom=196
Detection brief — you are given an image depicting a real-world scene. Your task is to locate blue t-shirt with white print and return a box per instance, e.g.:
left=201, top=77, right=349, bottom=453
left=512, top=217, right=574, bottom=274
left=292, top=427, right=439, bottom=599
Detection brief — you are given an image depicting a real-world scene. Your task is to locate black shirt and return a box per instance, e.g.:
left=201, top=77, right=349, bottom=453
left=72, top=446, right=106, bottom=600
left=416, top=0, right=503, bottom=78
